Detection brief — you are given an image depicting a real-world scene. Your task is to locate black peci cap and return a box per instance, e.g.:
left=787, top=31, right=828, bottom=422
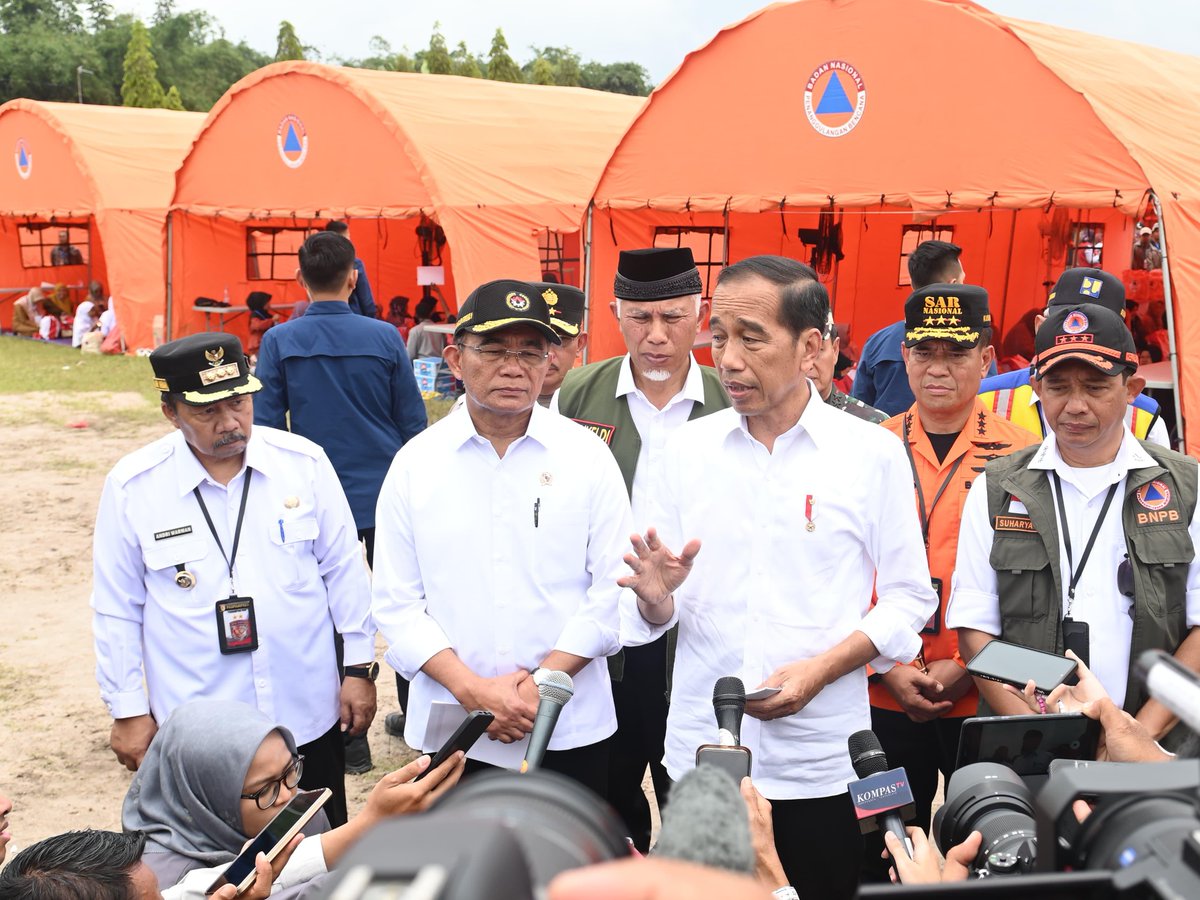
left=150, top=333, right=261, bottom=405
left=613, top=247, right=703, bottom=301
left=1032, top=302, right=1138, bottom=379
left=454, top=279, right=561, bottom=345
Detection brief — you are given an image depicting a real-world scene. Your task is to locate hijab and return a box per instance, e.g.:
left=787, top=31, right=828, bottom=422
left=122, top=700, right=298, bottom=866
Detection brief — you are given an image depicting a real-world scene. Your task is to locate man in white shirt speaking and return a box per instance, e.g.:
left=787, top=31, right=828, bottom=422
left=372, top=279, right=640, bottom=797
left=91, top=332, right=375, bottom=827
left=622, top=256, right=937, bottom=899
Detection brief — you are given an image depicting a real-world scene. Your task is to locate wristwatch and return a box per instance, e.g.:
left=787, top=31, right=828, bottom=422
left=344, top=661, right=380, bottom=681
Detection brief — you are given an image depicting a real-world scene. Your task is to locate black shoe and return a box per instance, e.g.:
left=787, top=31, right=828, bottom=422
left=384, top=712, right=406, bottom=737
left=344, top=734, right=373, bottom=774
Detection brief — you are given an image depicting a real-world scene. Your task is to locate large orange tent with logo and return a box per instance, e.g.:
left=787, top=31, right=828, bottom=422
left=0, top=100, right=204, bottom=349
left=590, top=0, right=1200, bottom=452
left=167, top=61, right=643, bottom=342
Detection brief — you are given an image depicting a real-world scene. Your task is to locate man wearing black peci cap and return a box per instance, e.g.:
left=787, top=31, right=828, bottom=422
left=90, top=333, right=373, bottom=826
left=532, top=281, right=587, bottom=407
left=980, top=267, right=1168, bottom=446
left=553, top=247, right=729, bottom=850
left=371, top=280, right=647, bottom=796
left=950, top=303, right=1200, bottom=748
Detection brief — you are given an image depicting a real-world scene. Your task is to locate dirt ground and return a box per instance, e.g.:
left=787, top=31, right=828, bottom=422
left=0, top=392, right=418, bottom=856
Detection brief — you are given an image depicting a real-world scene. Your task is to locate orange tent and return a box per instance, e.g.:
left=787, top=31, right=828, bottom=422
left=168, top=61, right=643, bottom=341
left=0, top=100, right=204, bottom=349
left=590, top=0, right=1200, bottom=452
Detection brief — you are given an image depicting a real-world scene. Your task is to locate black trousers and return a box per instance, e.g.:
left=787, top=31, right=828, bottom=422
left=361, top=525, right=411, bottom=712
left=459, top=737, right=611, bottom=800
left=607, top=637, right=672, bottom=852
left=860, top=708, right=967, bottom=883
left=297, top=722, right=348, bottom=827
left=771, top=792, right=863, bottom=900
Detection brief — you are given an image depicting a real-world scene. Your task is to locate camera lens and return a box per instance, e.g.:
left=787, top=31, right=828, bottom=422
left=934, top=762, right=1037, bottom=876
left=1071, top=793, right=1197, bottom=872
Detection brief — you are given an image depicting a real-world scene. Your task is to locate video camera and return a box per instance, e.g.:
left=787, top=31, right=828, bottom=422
left=315, top=769, right=629, bottom=900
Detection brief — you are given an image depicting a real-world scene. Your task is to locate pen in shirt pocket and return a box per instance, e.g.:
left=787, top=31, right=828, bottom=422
left=278, top=518, right=285, bottom=541
left=533, top=498, right=540, bottom=528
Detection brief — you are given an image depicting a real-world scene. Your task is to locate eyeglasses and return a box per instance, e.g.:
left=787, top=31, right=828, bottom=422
left=1118, top=554, right=1134, bottom=600
left=240, top=755, right=303, bottom=810
left=457, top=343, right=549, bottom=367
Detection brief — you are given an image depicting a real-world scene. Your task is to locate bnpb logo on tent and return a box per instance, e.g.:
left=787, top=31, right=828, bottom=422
left=804, top=60, right=867, bottom=138
left=276, top=114, right=308, bottom=169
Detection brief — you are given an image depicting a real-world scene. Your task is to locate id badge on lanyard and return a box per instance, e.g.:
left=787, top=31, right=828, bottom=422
left=193, top=471, right=259, bottom=656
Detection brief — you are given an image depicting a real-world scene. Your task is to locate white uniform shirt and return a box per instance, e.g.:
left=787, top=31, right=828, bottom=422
left=947, top=431, right=1200, bottom=707
left=99, top=306, right=116, bottom=337
left=372, top=403, right=643, bottom=768
left=650, top=386, right=937, bottom=799
left=72, top=299, right=99, bottom=347
left=91, top=427, right=373, bottom=745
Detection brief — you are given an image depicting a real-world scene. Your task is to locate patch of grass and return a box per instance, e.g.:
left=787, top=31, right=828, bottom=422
left=0, top=336, right=158, bottom=401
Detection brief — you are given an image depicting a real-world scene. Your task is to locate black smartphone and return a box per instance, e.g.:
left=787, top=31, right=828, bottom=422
left=955, top=713, right=1102, bottom=776
left=966, top=639, right=1077, bottom=693
left=415, top=709, right=494, bottom=781
left=205, top=788, right=330, bottom=895
left=695, top=745, right=752, bottom=783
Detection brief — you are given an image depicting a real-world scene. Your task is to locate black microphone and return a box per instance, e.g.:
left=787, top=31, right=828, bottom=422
left=520, top=670, right=573, bottom=773
left=847, top=730, right=915, bottom=863
left=713, top=676, right=746, bottom=747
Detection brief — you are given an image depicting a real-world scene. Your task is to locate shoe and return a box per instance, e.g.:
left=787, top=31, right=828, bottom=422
left=344, top=734, right=373, bottom=774
left=384, top=712, right=406, bottom=737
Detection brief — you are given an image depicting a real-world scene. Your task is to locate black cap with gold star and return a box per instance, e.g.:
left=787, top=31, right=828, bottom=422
left=531, top=282, right=584, bottom=338
left=453, top=279, right=562, bottom=345
left=903, top=283, right=991, bottom=348
left=1032, top=302, right=1138, bottom=379
left=150, top=333, right=261, bottom=405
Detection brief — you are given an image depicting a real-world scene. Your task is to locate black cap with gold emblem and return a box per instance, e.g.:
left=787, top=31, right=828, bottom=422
left=903, top=283, right=991, bottom=348
left=453, top=279, right=562, bottom=345
left=150, top=333, right=262, bottom=405
left=531, top=282, right=584, bottom=338
left=1032, top=302, right=1138, bottom=379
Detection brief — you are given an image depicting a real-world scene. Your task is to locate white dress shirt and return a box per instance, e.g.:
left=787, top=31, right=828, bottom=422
left=72, top=299, right=99, bottom=347
left=99, top=306, right=116, bottom=337
left=947, top=431, right=1200, bottom=707
left=372, top=403, right=641, bottom=768
left=649, top=384, right=937, bottom=799
left=91, top=427, right=373, bottom=745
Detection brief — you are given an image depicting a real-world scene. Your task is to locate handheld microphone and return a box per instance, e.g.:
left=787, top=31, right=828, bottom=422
left=712, top=676, right=746, bottom=747
left=1136, top=649, right=1200, bottom=733
left=847, top=730, right=915, bottom=862
left=520, top=670, right=573, bottom=773
left=652, top=763, right=755, bottom=874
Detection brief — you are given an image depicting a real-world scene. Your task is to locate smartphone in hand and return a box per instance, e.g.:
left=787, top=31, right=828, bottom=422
left=415, top=710, right=494, bottom=781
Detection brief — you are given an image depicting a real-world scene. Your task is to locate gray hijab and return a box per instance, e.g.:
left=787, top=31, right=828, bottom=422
left=122, top=700, right=298, bottom=866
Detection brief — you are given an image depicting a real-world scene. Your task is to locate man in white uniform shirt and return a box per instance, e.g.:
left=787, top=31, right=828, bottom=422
left=372, top=279, right=639, bottom=797
left=91, top=333, right=375, bottom=827
left=949, top=302, right=1200, bottom=742
left=623, top=256, right=937, bottom=899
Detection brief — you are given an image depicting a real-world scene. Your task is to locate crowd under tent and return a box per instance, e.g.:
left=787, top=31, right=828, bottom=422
left=587, top=0, right=1200, bottom=452
left=0, top=100, right=204, bottom=350
left=167, top=61, right=643, bottom=343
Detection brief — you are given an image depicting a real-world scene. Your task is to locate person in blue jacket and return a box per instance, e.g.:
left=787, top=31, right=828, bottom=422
left=324, top=221, right=377, bottom=318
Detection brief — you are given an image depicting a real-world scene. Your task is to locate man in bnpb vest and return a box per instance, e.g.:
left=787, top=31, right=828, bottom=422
left=553, top=247, right=729, bottom=851
left=949, top=303, right=1200, bottom=747
left=862, top=284, right=1037, bottom=881
left=979, top=267, right=1168, bottom=446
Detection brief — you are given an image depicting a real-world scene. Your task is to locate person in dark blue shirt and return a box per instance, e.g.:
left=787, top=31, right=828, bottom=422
left=254, top=231, right=427, bottom=774
left=853, top=239, right=993, bottom=415
left=324, top=221, right=377, bottom=318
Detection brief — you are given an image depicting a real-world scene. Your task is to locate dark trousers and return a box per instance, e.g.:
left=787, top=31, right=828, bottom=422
left=607, top=637, right=672, bottom=852
left=459, top=738, right=611, bottom=800
left=772, top=792, right=864, bottom=900
left=361, top=526, right=411, bottom=712
left=297, top=721, right=348, bottom=827
left=860, top=708, right=967, bottom=883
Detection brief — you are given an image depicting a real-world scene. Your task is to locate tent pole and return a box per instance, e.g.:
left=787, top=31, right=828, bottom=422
left=1152, top=194, right=1185, bottom=450
left=165, top=211, right=174, bottom=343
left=582, top=202, right=594, bottom=365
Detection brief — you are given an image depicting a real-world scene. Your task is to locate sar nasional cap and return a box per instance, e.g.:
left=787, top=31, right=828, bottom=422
left=903, top=283, right=991, bottom=348
left=150, top=333, right=261, bottom=404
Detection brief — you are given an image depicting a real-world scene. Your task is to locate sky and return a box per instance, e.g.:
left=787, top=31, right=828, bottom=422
left=119, top=0, right=1199, bottom=84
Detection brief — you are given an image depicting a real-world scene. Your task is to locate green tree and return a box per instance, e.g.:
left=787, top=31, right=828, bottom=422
left=121, top=19, right=165, bottom=107
left=152, top=0, right=173, bottom=24
left=162, top=83, right=184, bottom=109
left=85, top=0, right=113, bottom=29
left=580, top=60, right=652, bottom=96
left=0, top=0, right=84, bottom=33
left=274, top=19, right=304, bottom=61
left=529, top=55, right=554, bottom=86
left=523, top=46, right=581, bottom=87
left=486, top=28, right=520, bottom=83
left=423, top=22, right=452, bottom=75
left=450, top=40, right=481, bottom=78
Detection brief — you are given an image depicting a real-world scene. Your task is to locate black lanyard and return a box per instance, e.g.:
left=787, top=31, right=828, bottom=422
left=902, top=416, right=966, bottom=548
left=1051, top=471, right=1119, bottom=615
left=192, top=469, right=253, bottom=594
